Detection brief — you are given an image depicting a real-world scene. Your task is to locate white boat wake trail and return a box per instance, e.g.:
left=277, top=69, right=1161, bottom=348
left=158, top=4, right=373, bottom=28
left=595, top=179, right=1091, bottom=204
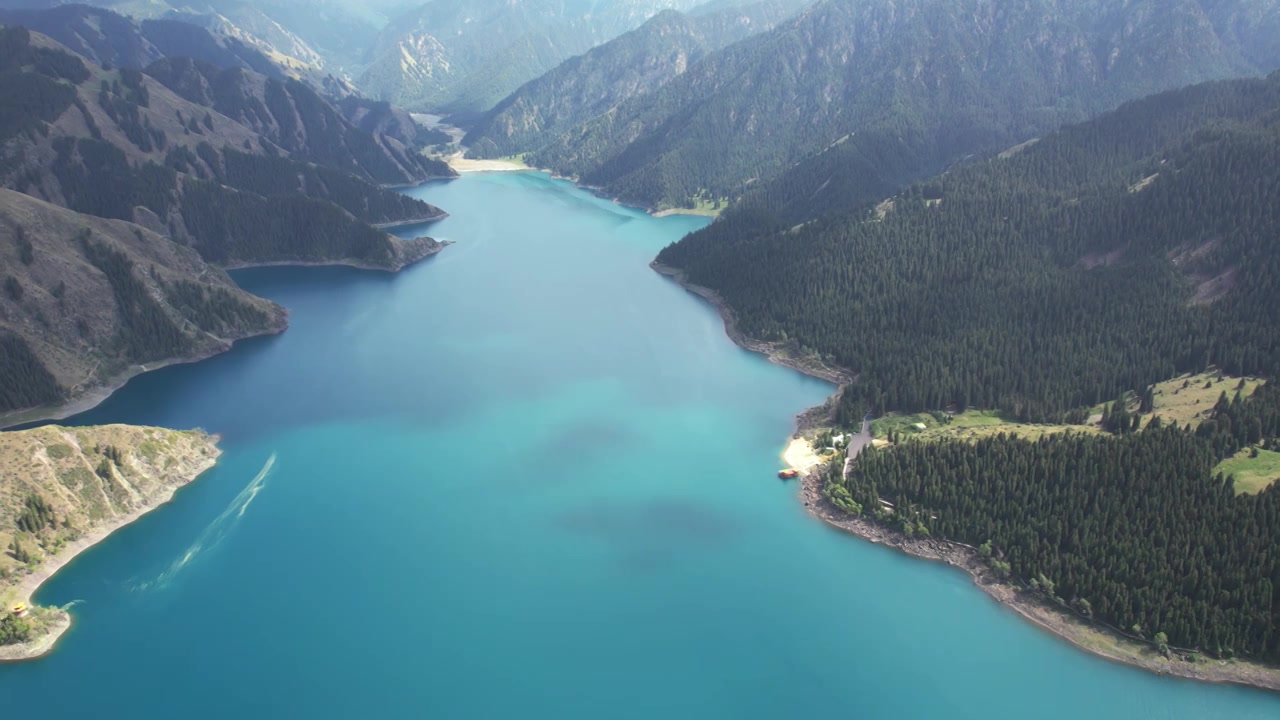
left=137, top=453, right=275, bottom=591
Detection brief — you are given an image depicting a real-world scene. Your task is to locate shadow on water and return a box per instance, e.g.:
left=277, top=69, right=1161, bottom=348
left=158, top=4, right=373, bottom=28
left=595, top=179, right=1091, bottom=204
left=555, top=497, right=739, bottom=572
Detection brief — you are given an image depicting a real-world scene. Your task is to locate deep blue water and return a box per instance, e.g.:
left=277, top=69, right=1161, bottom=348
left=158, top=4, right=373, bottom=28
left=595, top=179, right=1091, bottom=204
left=2, top=172, right=1278, bottom=717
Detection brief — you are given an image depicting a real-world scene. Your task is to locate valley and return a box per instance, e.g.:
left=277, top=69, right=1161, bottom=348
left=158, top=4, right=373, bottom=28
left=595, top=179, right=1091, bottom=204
left=1, top=0, right=1280, bottom=713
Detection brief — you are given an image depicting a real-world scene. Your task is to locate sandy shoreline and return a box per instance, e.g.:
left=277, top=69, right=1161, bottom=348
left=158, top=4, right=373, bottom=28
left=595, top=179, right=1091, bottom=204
left=652, top=258, right=1280, bottom=693
left=447, top=155, right=532, bottom=173
left=782, top=437, right=823, bottom=471
left=0, top=453, right=220, bottom=662
left=443, top=153, right=703, bottom=222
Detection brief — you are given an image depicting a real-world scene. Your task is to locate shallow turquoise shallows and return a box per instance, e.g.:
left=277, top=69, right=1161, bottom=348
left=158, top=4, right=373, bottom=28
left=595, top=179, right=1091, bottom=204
left=2, top=173, right=1278, bottom=718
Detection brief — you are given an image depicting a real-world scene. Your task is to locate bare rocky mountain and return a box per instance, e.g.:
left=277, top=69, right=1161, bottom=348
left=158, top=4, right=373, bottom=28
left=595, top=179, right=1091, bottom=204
left=464, top=0, right=812, bottom=159
left=357, top=0, right=713, bottom=116
left=522, top=0, right=1280, bottom=212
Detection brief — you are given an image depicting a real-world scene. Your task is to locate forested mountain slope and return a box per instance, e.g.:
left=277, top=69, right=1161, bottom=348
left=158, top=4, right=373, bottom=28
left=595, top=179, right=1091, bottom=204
left=0, top=27, right=447, bottom=247
left=0, top=26, right=448, bottom=416
left=143, top=57, right=452, bottom=185
left=658, top=72, right=1280, bottom=424
left=338, top=96, right=426, bottom=149
left=525, top=0, right=1280, bottom=211
left=464, top=1, right=810, bottom=159
left=0, top=188, right=284, bottom=416
left=0, top=7, right=437, bottom=186
left=358, top=0, right=711, bottom=116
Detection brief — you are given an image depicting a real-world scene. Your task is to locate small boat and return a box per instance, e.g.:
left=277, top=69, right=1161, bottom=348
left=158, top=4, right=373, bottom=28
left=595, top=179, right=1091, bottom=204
left=778, top=469, right=800, bottom=480
left=11, top=603, right=27, bottom=616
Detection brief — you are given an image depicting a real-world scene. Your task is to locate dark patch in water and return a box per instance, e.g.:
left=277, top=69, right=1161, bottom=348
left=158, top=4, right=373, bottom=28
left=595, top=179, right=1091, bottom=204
left=541, top=421, right=632, bottom=456
left=556, top=499, right=736, bottom=567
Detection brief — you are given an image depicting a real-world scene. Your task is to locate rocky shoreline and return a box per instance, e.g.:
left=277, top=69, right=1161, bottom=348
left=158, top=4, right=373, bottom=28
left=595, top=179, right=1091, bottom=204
left=223, top=236, right=451, bottom=273
left=652, top=257, right=1280, bottom=693
left=650, top=262, right=853, bottom=386
left=372, top=211, right=450, bottom=230
left=797, top=468, right=1280, bottom=692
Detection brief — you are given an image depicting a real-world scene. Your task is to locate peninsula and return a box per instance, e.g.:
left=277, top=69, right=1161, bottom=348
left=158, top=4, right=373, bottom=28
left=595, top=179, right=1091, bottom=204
left=658, top=237, right=1280, bottom=692
left=0, top=424, right=220, bottom=661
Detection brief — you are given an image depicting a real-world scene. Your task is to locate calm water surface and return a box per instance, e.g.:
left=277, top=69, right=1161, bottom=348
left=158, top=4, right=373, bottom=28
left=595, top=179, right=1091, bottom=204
left=1, top=173, right=1277, bottom=717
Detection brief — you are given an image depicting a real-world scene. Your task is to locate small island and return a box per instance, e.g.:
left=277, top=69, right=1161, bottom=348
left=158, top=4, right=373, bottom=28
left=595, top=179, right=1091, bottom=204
left=0, top=424, right=220, bottom=661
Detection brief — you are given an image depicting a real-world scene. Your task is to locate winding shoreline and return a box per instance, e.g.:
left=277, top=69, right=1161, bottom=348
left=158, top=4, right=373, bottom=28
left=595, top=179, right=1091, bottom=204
left=0, top=442, right=221, bottom=662
left=650, top=262, right=853, bottom=386
left=651, top=259, right=1280, bottom=693
left=1, top=240, right=449, bottom=431
left=372, top=211, right=450, bottom=230
left=443, top=150, right=711, bottom=221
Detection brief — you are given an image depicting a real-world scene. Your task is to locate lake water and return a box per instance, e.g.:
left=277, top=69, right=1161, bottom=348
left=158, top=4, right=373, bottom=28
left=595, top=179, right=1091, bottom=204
left=1, top=172, right=1277, bottom=717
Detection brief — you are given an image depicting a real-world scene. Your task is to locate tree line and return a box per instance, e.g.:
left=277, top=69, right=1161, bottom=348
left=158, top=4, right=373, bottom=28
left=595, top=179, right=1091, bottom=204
left=660, top=73, right=1280, bottom=424
left=826, top=384, right=1280, bottom=661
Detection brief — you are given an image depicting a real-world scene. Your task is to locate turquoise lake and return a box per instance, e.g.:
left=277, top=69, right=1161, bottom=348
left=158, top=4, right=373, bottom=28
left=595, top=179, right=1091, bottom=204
left=2, top=172, right=1279, bottom=717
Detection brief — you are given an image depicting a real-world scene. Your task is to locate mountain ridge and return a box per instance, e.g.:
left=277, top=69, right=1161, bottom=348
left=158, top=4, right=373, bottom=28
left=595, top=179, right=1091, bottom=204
left=464, top=0, right=811, bottom=159
left=358, top=0, right=711, bottom=115
left=517, top=0, right=1280, bottom=212
left=0, top=26, right=451, bottom=419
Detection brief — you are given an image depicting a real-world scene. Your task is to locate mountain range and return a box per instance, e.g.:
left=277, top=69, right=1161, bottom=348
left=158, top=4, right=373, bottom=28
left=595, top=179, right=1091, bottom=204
left=0, top=0, right=389, bottom=72
left=358, top=0, right=714, bottom=117
left=464, top=0, right=811, bottom=159
left=505, top=0, right=1280, bottom=213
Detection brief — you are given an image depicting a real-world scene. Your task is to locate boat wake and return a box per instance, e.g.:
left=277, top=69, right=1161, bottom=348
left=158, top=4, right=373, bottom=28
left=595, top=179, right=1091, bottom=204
left=137, top=453, right=275, bottom=591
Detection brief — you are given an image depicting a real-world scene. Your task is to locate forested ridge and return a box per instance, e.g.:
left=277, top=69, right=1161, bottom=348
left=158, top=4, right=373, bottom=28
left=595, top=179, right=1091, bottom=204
left=174, top=146, right=446, bottom=226
left=0, top=27, right=447, bottom=268
left=143, top=57, right=455, bottom=186
left=825, top=385, right=1280, bottom=661
left=0, top=26, right=85, bottom=145
left=0, top=188, right=286, bottom=416
left=660, top=73, right=1280, bottom=424
left=47, top=136, right=414, bottom=267
left=0, top=331, right=62, bottom=412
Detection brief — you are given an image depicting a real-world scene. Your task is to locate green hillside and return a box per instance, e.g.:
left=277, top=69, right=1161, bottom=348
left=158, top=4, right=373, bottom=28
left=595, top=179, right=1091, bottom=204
left=659, top=72, right=1280, bottom=423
